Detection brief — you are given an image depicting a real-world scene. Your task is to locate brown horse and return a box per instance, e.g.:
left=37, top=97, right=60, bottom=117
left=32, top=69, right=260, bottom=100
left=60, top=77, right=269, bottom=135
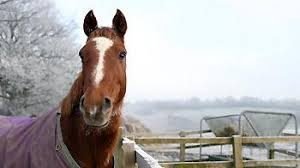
left=60, top=9, right=127, bottom=168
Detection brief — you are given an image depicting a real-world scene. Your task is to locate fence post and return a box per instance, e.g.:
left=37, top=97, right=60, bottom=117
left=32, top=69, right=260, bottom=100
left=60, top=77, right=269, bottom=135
left=179, top=131, right=186, bottom=161
left=232, top=135, right=243, bottom=168
left=114, top=127, right=136, bottom=168
left=268, top=143, right=275, bottom=159
left=122, top=138, right=136, bottom=168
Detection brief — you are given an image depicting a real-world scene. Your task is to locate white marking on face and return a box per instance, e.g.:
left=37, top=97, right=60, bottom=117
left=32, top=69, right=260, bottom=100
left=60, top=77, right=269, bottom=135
left=90, top=106, right=97, bottom=118
left=92, top=37, right=113, bottom=86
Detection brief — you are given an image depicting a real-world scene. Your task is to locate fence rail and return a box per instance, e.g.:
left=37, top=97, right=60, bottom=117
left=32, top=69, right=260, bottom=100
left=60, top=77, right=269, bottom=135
left=134, top=137, right=232, bottom=144
left=135, top=136, right=300, bottom=144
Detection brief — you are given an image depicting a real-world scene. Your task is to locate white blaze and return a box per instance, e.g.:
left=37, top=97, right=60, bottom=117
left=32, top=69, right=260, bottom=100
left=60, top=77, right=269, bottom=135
left=92, top=37, right=113, bottom=85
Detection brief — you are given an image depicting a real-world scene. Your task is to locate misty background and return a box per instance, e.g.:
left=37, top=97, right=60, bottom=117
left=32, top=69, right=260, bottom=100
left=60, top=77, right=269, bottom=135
left=0, top=0, right=300, bottom=134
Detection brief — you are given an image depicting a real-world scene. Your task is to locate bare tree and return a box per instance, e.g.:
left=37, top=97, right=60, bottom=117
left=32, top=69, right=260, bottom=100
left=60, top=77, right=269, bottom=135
left=0, top=0, right=80, bottom=115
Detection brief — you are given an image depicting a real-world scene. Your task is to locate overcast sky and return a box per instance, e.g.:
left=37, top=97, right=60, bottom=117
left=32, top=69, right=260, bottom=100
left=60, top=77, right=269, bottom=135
left=53, top=0, right=300, bottom=101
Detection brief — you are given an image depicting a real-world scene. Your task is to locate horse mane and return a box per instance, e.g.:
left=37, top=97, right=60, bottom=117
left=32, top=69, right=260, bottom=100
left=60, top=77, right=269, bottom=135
left=60, top=73, right=84, bottom=117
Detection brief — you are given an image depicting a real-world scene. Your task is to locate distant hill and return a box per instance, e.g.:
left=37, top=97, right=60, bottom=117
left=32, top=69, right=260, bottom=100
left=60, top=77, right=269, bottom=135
left=123, top=115, right=151, bottom=135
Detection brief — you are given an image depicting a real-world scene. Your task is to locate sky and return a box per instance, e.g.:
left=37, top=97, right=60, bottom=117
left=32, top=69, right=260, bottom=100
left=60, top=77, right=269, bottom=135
left=53, top=0, right=300, bottom=101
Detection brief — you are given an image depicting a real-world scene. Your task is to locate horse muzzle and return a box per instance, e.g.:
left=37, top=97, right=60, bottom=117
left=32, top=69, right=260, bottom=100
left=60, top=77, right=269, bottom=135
left=79, top=94, right=113, bottom=128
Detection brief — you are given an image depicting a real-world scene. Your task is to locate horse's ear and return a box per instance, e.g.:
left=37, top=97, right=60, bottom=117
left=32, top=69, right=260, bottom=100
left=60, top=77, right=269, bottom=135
left=112, top=9, right=127, bottom=38
left=83, top=10, right=98, bottom=36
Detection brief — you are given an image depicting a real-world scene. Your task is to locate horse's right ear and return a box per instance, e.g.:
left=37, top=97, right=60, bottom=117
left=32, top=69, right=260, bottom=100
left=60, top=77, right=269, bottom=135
left=83, top=10, right=98, bottom=37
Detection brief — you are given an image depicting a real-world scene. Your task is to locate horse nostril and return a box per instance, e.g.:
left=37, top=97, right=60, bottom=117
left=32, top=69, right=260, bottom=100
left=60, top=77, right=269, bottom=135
left=104, top=97, right=111, bottom=104
left=103, top=97, right=112, bottom=110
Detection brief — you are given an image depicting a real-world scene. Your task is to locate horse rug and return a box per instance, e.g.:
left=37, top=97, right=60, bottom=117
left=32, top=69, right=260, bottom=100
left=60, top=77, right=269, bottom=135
left=0, top=108, right=80, bottom=168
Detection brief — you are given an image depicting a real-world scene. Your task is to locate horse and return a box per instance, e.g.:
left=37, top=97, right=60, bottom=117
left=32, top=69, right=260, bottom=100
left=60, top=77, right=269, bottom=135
left=0, top=9, right=127, bottom=168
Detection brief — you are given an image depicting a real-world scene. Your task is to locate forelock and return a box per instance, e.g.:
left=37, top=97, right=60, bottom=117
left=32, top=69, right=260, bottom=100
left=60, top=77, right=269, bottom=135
left=87, top=27, right=117, bottom=41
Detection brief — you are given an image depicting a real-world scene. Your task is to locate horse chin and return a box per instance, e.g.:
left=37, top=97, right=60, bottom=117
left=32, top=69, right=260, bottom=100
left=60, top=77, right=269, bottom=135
left=84, top=116, right=109, bottom=126
left=83, top=116, right=110, bottom=134
left=86, top=121, right=109, bottom=128
left=83, top=121, right=110, bottom=135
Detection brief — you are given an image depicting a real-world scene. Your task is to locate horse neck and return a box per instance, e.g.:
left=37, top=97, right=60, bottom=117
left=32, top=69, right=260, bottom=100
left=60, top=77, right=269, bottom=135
left=60, top=108, right=121, bottom=168
left=60, top=75, right=123, bottom=167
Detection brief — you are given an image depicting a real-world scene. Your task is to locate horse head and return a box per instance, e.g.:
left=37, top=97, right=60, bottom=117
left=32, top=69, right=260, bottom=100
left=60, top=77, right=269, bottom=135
left=78, top=9, right=127, bottom=128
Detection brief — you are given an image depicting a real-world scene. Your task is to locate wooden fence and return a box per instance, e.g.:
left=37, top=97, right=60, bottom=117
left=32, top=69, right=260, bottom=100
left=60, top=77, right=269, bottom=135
left=134, top=135, right=300, bottom=168
left=115, top=127, right=300, bottom=168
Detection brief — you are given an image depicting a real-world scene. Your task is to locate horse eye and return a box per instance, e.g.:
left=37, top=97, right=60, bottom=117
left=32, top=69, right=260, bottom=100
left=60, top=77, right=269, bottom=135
left=119, top=51, right=126, bottom=60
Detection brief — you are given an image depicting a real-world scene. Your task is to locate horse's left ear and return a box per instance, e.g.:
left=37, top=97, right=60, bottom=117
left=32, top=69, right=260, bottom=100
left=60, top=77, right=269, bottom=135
left=112, top=9, right=127, bottom=38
